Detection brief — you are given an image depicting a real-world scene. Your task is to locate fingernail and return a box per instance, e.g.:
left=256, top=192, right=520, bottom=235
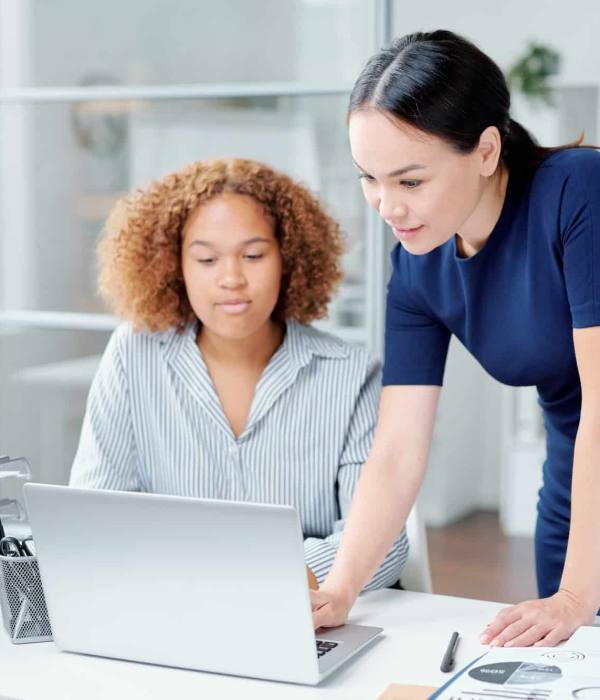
left=479, top=634, right=489, bottom=643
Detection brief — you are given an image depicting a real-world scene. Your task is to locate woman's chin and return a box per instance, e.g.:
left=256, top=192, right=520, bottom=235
left=399, top=237, right=438, bottom=256
left=199, top=316, right=275, bottom=343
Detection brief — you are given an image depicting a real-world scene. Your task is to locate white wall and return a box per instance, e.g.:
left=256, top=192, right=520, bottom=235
left=32, top=0, right=301, bottom=87
left=0, top=0, right=33, bottom=310
left=296, top=0, right=375, bottom=85
left=392, top=0, right=600, bottom=85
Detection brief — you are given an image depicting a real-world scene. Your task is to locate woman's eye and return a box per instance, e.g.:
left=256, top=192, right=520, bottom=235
left=197, top=258, right=216, bottom=265
left=358, top=173, right=375, bottom=183
left=244, top=254, right=264, bottom=261
left=400, top=179, right=421, bottom=189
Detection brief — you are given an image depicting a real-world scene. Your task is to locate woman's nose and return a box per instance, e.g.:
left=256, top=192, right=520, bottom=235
left=378, top=195, right=408, bottom=222
left=218, top=260, right=246, bottom=288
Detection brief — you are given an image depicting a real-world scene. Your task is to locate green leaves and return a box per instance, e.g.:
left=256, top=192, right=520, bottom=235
left=507, top=43, right=561, bottom=107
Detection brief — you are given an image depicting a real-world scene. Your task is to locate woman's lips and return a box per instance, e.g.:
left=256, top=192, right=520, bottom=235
left=217, top=301, right=251, bottom=315
left=391, top=224, right=424, bottom=242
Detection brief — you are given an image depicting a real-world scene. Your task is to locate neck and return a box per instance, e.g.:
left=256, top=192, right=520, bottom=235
left=456, top=165, right=509, bottom=258
left=197, top=320, right=285, bottom=370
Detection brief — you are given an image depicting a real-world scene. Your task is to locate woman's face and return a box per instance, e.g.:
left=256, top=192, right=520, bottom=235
left=348, top=109, right=494, bottom=255
left=182, top=192, right=283, bottom=341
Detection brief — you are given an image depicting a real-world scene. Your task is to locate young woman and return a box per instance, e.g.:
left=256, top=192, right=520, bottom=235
left=311, top=30, right=600, bottom=646
left=69, top=157, right=407, bottom=591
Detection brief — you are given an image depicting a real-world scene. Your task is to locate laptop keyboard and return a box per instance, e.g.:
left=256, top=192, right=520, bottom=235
left=316, top=640, right=339, bottom=658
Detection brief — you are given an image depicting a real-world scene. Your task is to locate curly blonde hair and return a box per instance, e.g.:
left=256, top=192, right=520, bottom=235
left=98, top=158, right=345, bottom=332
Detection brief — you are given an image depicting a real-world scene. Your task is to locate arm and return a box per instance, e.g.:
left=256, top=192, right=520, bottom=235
left=69, top=328, right=141, bottom=491
left=304, top=360, right=409, bottom=590
left=560, top=327, right=600, bottom=614
left=481, top=326, right=600, bottom=647
left=312, top=383, right=441, bottom=627
left=481, top=156, right=600, bottom=648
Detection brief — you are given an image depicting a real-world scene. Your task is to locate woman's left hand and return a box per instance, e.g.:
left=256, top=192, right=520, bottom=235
left=479, top=589, right=597, bottom=648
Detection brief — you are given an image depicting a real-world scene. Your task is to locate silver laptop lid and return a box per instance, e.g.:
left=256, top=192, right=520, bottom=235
left=24, top=484, right=320, bottom=684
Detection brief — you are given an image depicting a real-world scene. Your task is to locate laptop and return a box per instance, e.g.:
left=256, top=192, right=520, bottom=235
left=23, top=483, right=382, bottom=685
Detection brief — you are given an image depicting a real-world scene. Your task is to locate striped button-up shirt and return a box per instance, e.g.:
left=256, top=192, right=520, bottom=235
left=70, top=320, right=408, bottom=589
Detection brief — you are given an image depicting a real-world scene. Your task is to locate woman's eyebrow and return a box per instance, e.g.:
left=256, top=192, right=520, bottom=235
left=240, top=237, right=273, bottom=246
left=188, top=237, right=273, bottom=249
left=352, top=159, right=427, bottom=178
left=386, top=164, right=427, bottom=177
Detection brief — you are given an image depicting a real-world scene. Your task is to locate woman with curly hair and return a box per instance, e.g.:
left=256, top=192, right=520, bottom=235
left=70, top=157, right=408, bottom=591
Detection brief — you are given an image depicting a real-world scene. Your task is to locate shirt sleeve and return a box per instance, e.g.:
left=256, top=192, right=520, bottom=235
left=559, top=152, right=600, bottom=328
left=383, top=245, right=451, bottom=386
left=69, top=328, right=141, bottom=491
left=303, top=358, right=409, bottom=590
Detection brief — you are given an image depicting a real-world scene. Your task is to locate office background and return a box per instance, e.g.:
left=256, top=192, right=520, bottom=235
left=0, top=0, right=597, bottom=600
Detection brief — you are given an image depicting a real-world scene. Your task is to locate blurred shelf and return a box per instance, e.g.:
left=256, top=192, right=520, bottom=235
left=13, top=355, right=102, bottom=390
left=0, top=82, right=353, bottom=105
left=0, top=310, right=117, bottom=331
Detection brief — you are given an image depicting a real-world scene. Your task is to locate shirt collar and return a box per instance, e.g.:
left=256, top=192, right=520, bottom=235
left=284, top=320, right=350, bottom=369
left=159, top=319, right=350, bottom=367
left=157, top=319, right=350, bottom=442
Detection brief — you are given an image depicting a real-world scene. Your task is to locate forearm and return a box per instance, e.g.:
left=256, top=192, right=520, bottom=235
left=324, top=448, right=427, bottom=600
left=305, top=527, right=408, bottom=590
left=559, top=420, right=600, bottom=611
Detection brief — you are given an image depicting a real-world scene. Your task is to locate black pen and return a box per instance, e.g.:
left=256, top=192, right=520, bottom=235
left=440, top=631, right=460, bottom=672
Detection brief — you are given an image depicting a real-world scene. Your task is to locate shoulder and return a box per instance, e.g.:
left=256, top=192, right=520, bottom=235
left=528, top=148, right=600, bottom=233
left=537, top=146, right=600, bottom=171
left=531, top=148, right=600, bottom=191
left=106, top=322, right=187, bottom=366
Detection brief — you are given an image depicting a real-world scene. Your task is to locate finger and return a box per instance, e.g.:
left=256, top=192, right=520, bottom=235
left=480, top=606, right=523, bottom=644
left=312, top=605, right=334, bottom=630
left=534, top=627, right=570, bottom=648
left=312, top=597, right=349, bottom=630
left=503, top=623, right=551, bottom=648
left=488, top=618, right=531, bottom=647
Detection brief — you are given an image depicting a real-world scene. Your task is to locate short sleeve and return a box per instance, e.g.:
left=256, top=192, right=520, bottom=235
left=560, top=151, right=600, bottom=328
left=383, top=247, right=451, bottom=386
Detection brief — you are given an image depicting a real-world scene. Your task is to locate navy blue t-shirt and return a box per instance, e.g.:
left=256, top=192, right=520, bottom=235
left=383, top=148, right=600, bottom=520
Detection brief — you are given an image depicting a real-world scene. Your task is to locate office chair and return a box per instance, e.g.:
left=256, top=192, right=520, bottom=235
left=401, top=504, right=433, bottom=594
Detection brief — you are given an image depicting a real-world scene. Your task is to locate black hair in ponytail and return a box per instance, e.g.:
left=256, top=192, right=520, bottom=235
left=349, top=30, right=589, bottom=175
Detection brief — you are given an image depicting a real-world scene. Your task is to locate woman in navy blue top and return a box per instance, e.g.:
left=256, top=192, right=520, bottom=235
left=311, top=30, right=600, bottom=647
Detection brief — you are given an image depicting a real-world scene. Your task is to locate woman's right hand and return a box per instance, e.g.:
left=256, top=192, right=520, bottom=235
left=310, top=586, right=356, bottom=629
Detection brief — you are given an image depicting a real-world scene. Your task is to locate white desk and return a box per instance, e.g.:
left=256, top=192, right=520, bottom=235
left=0, top=590, right=504, bottom=700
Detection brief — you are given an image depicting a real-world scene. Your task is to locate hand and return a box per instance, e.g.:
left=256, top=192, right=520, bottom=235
left=479, top=588, right=597, bottom=648
left=306, top=565, right=319, bottom=590
left=310, top=586, right=355, bottom=630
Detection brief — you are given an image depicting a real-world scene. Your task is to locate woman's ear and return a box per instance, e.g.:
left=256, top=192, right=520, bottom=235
left=477, top=126, right=502, bottom=177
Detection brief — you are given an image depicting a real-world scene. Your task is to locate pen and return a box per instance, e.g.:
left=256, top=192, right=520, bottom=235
left=440, top=631, right=460, bottom=672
